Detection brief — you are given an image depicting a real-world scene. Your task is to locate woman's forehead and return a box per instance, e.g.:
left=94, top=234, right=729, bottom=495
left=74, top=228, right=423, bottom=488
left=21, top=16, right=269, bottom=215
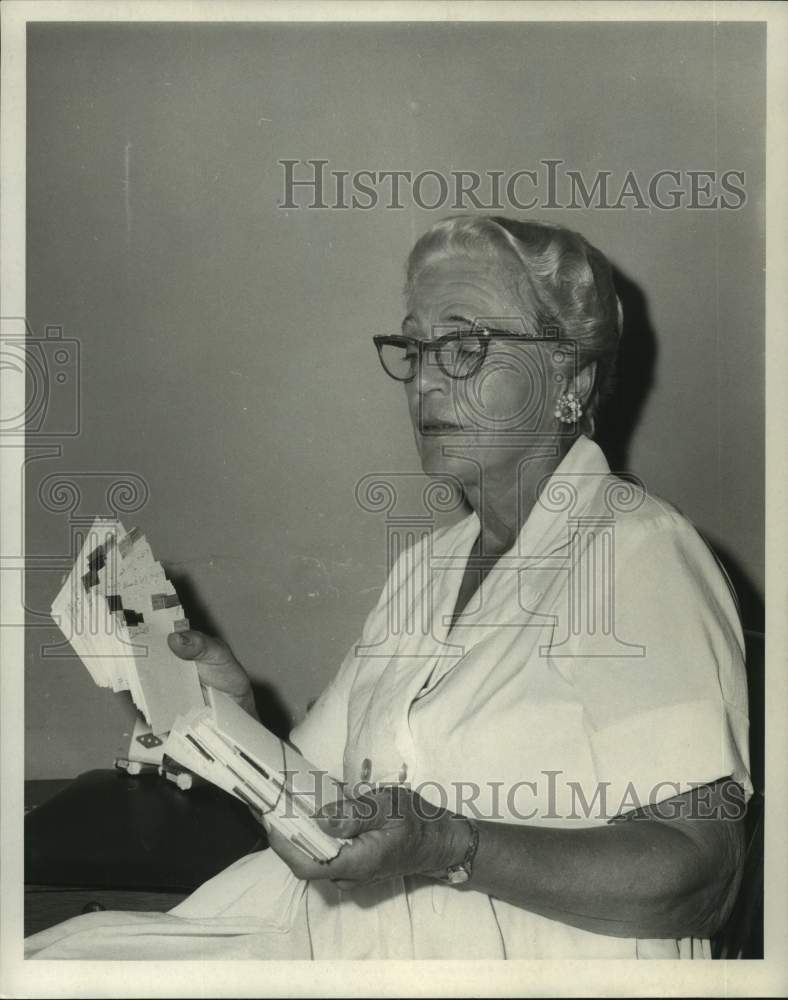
left=405, top=256, right=527, bottom=322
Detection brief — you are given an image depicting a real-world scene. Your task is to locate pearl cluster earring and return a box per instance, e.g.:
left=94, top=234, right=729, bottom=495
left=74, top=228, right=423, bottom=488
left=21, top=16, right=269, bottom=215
left=554, top=391, right=583, bottom=424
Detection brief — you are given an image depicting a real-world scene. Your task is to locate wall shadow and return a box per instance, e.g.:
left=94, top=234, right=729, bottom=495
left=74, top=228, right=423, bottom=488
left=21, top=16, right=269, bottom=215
left=595, top=265, right=657, bottom=473
left=598, top=267, right=764, bottom=631
left=690, top=536, right=765, bottom=798
left=166, top=568, right=293, bottom=740
left=700, top=538, right=765, bottom=636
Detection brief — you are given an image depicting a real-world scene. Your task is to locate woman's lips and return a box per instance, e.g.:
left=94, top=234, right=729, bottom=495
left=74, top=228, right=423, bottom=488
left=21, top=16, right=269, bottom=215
left=420, top=420, right=462, bottom=433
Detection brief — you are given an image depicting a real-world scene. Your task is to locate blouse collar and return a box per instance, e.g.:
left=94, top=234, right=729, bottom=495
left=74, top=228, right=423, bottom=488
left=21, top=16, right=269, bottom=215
left=463, top=434, right=613, bottom=561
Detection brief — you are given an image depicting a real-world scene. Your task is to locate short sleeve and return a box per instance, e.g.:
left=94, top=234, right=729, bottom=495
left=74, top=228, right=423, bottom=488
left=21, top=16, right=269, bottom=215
left=549, top=512, right=752, bottom=810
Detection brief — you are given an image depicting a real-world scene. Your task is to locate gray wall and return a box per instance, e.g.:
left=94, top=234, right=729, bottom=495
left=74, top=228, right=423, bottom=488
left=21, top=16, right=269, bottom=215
left=25, top=22, right=764, bottom=778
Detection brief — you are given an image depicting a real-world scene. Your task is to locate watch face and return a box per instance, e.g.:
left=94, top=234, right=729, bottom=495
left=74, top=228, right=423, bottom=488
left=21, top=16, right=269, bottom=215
left=446, top=866, right=470, bottom=885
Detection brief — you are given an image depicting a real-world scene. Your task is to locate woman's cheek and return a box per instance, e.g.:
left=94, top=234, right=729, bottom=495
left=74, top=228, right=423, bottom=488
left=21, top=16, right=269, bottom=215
left=470, top=371, right=543, bottom=435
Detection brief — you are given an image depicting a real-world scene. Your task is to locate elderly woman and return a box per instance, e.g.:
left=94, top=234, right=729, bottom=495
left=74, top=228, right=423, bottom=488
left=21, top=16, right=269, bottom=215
left=26, top=216, right=750, bottom=960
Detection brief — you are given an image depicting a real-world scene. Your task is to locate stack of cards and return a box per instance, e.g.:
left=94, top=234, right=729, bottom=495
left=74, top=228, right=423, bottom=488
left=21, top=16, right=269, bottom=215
left=165, top=689, right=346, bottom=863
left=52, top=517, right=346, bottom=863
left=51, top=516, right=205, bottom=734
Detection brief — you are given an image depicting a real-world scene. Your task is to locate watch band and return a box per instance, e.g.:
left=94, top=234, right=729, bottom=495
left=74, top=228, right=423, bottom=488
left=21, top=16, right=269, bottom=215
left=440, top=817, right=479, bottom=885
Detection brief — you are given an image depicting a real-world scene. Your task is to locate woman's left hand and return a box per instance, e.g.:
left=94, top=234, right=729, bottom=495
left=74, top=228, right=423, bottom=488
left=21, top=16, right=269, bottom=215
left=260, top=785, right=469, bottom=891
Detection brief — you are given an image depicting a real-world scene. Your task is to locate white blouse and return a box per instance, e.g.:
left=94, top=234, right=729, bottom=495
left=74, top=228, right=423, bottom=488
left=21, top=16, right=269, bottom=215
left=25, top=436, right=751, bottom=960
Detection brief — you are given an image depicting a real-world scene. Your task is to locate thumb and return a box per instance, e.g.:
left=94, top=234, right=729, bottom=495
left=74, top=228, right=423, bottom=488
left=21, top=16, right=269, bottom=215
left=167, top=630, right=234, bottom=665
left=167, top=629, right=207, bottom=661
left=315, top=793, right=387, bottom=839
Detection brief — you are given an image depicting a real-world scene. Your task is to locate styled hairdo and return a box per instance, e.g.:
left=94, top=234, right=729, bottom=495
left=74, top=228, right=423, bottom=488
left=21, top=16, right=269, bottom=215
left=405, top=215, right=623, bottom=436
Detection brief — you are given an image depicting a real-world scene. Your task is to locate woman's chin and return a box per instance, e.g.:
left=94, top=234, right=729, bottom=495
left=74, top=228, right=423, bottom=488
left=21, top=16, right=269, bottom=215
left=418, top=446, right=467, bottom=480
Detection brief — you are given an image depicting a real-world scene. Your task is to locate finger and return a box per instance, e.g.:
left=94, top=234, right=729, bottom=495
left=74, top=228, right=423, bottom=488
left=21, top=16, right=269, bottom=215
left=315, top=813, right=369, bottom=839
left=316, top=792, right=389, bottom=839
left=167, top=630, right=207, bottom=661
left=248, top=804, right=268, bottom=830
left=167, top=632, right=251, bottom=701
left=168, top=629, right=234, bottom=664
left=265, top=821, right=385, bottom=886
left=265, top=824, right=338, bottom=881
left=317, top=835, right=379, bottom=883
left=265, top=821, right=379, bottom=883
left=313, top=799, right=364, bottom=838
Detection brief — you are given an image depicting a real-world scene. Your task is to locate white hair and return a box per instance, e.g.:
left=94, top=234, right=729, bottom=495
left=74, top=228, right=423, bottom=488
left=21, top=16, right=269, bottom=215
left=406, top=215, right=623, bottom=436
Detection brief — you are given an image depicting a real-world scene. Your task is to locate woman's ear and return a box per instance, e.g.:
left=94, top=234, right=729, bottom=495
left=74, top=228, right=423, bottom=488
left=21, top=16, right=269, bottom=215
left=569, top=361, right=597, bottom=408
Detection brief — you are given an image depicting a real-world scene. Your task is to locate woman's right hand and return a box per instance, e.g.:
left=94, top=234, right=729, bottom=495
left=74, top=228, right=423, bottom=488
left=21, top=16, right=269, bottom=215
left=167, top=629, right=258, bottom=719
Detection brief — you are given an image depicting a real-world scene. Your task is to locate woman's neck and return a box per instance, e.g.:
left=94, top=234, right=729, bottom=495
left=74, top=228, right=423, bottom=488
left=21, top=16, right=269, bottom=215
left=463, top=441, right=575, bottom=556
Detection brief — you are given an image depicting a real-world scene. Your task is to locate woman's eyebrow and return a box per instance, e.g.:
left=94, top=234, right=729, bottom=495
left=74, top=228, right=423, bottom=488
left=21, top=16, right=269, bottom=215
left=445, top=313, right=473, bottom=324
left=400, top=312, right=478, bottom=335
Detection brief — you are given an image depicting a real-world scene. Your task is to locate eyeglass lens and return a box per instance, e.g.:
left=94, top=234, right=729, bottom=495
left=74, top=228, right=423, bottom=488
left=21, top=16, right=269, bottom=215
left=378, top=336, right=487, bottom=381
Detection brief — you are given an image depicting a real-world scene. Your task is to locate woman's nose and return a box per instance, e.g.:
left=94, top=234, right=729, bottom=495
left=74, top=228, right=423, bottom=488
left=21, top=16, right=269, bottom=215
left=414, top=353, right=450, bottom=395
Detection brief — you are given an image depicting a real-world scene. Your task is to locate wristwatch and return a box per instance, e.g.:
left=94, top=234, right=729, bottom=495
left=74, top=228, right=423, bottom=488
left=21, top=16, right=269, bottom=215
left=439, top=818, right=480, bottom=885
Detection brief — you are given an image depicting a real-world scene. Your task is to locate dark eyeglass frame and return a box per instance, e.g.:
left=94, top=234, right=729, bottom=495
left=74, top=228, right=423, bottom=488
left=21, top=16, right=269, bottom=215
left=373, top=328, right=561, bottom=383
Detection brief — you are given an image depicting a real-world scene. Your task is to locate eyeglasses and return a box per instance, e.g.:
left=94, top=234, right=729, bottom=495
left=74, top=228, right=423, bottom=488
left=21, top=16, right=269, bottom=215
left=373, top=328, right=560, bottom=383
